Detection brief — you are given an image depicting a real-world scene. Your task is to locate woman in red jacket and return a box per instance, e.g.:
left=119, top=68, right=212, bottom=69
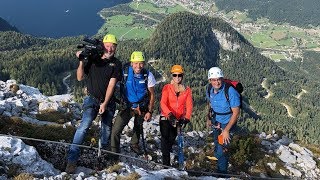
left=160, top=64, right=193, bottom=166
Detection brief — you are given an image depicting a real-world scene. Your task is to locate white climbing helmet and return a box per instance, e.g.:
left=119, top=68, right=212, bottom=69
left=208, top=67, right=224, bottom=79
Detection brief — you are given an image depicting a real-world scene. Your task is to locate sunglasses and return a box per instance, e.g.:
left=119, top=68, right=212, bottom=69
left=209, top=78, right=223, bottom=82
left=172, top=74, right=183, bottom=77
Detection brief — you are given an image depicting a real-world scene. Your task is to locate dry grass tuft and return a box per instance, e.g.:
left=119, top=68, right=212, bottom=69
left=0, top=115, right=75, bottom=142
left=36, top=109, right=73, bottom=123
left=14, top=173, right=34, bottom=180
left=107, top=164, right=123, bottom=174
left=116, top=172, right=141, bottom=180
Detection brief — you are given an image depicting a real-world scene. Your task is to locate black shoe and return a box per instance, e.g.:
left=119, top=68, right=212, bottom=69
left=109, top=154, right=119, bottom=164
left=130, top=144, right=143, bottom=155
left=65, top=161, right=77, bottom=174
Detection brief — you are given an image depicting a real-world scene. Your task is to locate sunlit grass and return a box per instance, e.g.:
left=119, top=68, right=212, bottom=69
left=107, top=26, right=154, bottom=40
left=107, top=15, right=134, bottom=26
left=167, top=5, right=185, bottom=14
left=270, top=54, right=287, bottom=60
left=129, top=2, right=166, bottom=14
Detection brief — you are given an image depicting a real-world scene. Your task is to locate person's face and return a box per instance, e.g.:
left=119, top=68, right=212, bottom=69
left=103, top=42, right=116, bottom=59
left=209, top=77, right=223, bottom=89
left=172, top=73, right=183, bottom=84
left=131, top=62, right=144, bottom=74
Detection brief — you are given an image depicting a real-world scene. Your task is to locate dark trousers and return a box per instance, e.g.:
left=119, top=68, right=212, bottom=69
left=160, top=120, right=177, bottom=166
left=111, top=108, right=145, bottom=153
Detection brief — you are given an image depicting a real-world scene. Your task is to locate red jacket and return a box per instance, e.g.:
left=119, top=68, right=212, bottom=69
left=160, top=84, right=193, bottom=120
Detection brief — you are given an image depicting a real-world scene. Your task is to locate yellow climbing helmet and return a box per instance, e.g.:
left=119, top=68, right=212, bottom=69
left=103, top=34, right=117, bottom=44
left=171, top=65, right=184, bottom=74
left=130, top=51, right=145, bottom=62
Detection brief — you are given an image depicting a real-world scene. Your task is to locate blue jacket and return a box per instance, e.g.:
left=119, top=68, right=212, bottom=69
left=125, top=66, right=148, bottom=108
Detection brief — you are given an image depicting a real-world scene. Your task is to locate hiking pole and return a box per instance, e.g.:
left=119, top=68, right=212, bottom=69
left=97, top=113, right=102, bottom=157
left=140, top=117, right=148, bottom=160
left=177, top=122, right=185, bottom=170
left=92, top=113, right=103, bottom=171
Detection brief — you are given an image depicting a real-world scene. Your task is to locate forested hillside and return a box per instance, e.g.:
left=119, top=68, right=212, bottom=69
left=0, top=31, right=80, bottom=94
left=215, top=0, right=320, bottom=27
left=141, top=12, right=320, bottom=144
left=0, top=17, right=18, bottom=32
left=0, top=12, right=319, bottom=144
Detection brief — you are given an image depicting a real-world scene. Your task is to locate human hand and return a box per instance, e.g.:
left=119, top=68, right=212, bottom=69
left=179, top=118, right=190, bottom=127
left=76, top=51, right=84, bottom=61
left=220, top=130, right=231, bottom=145
left=144, top=111, right=151, bottom=122
left=168, top=113, right=176, bottom=127
left=99, top=103, right=106, bottom=114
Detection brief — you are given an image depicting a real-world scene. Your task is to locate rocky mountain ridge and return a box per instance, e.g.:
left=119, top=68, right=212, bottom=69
left=0, top=80, right=81, bottom=126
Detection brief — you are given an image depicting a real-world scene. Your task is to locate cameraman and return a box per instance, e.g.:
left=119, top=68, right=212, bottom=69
left=66, top=34, right=122, bottom=174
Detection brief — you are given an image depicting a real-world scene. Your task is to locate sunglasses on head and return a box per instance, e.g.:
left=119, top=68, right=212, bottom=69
left=172, top=74, right=183, bottom=77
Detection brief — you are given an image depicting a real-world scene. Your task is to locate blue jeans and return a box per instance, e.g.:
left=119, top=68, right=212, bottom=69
left=67, top=96, right=115, bottom=162
left=212, top=121, right=233, bottom=174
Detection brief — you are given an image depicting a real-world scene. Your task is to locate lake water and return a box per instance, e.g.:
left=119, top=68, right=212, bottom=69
left=0, top=0, right=130, bottom=38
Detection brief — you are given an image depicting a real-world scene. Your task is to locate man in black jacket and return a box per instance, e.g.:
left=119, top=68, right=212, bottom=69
left=66, top=34, right=122, bottom=174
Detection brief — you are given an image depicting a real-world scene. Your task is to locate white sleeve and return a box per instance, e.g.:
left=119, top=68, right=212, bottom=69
left=147, top=71, right=156, bottom=87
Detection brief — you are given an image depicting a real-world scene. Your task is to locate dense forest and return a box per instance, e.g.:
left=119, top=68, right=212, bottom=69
left=215, top=0, right=320, bottom=27
left=0, top=31, right=80, bottom=94
left=0, top=12, right=319, bottom=144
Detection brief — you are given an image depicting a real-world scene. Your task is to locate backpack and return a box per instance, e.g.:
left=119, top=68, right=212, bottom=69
left=115, top=62, right=149, bottom=109
left=207, top=79, right=243, bottom=112
left=122, top=62, right=148, bottom=89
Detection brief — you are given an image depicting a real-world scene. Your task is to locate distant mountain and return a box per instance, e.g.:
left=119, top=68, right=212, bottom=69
left=215, top=0, right=320, bottom=27
left=142, top=11, right=285, bottom=116
left=140, top=12, right=320, bottom=144
left=0, top=17, right=19, bottom=32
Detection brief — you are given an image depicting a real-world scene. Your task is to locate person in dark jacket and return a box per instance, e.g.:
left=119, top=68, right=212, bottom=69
left=66, top=34, right=122, bottom=174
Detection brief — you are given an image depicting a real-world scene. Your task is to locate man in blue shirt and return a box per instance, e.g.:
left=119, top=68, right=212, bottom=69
left=206, top=67, right=240, bottom=175
left=111, top=51, right=156, bottom=156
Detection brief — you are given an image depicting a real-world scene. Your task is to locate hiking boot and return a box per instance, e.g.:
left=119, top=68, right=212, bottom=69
left=109, top=154, right=120, bottom=165
left=65, top=161, right=77, bottom=174
left=130, top=144, right=143, bottom=155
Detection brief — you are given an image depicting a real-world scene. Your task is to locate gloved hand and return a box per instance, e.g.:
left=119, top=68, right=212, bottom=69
left=76, top=51, right=84, bottom=61
left=168, top=113, right=177, bottom=127
left=179, top=118, right=190, bottom=127
left=78, top=54, right=84, bottom=61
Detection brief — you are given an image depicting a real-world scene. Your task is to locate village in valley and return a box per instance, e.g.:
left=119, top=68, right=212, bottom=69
left=104, top=0, right=320, bottom=62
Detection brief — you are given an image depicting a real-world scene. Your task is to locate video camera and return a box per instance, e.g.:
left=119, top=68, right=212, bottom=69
left=77, top=37, right=104, bottom=62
